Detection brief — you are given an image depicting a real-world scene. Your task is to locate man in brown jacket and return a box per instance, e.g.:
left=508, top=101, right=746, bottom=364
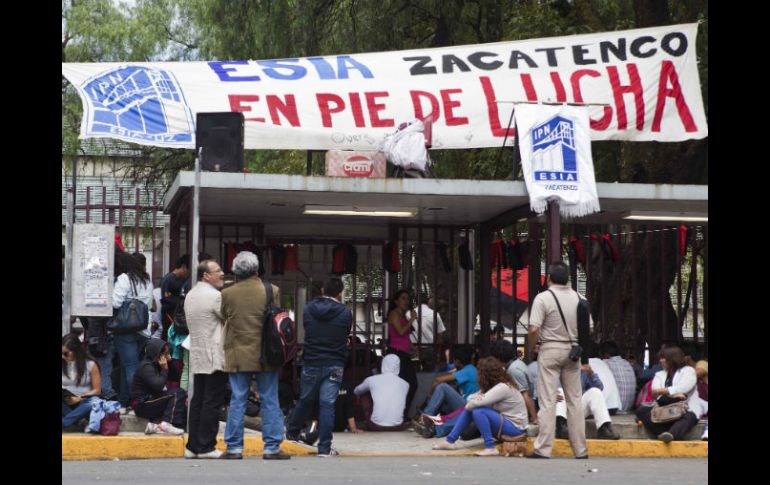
left=220, top=251, right=290, bottom=460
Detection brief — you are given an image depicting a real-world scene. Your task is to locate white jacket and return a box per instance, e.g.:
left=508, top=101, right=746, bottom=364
left=183, top=281, right=225, bottom=375
left=652, top=366, right=707, bottom=418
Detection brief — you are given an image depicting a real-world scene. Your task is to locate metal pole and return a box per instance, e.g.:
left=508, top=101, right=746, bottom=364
left=546, top=200, right=561, bottom=265
left=479, top=224, right=491, bottom=355
left=63, top=159, right=75, bottom=336
left=692, top=228, right=699, bottom=343
left=660, top=228, right=667, bottom=342
left=186, top=146, right=202, bottom=435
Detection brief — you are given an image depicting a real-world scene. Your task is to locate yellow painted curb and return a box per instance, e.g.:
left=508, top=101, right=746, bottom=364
left=62, top=435, right=707, bottom=460
left=62, top=435, right=316, bottom=461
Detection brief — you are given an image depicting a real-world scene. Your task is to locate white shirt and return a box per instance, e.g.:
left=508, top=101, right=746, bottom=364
left=112, top=273, right=154, bottom=337
left=408, top=304, right=446, bottom=344
left=652, top=366, right=707, bottom=418
left=588, top=357, right=621, bottom=410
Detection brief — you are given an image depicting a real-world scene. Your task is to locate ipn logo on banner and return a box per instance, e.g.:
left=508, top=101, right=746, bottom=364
left=81, top=66, right=194, bottom=145
left=531, top=115, right=577, bottom=183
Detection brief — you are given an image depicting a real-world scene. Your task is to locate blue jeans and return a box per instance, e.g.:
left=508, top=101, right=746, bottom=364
left=113, top=332, right=148, bottom=406
left=423, top=383, right=466, bottom=416
left=287, top=365, right=344, bottom=454
left=62, top=396, right=98, bottom=429
left=94, top=335, right=115, bottom=398
left=446, top=407, right=524, bottom=448
left=226, top=371, right=284, bottom=454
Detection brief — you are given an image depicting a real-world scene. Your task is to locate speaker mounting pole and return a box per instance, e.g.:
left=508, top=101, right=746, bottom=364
left=187, top=145, right=202, bottom=434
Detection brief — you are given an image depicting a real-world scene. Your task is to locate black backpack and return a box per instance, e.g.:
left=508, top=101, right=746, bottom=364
left=172, top=296, right=189, bottom=336
left=260, top=281, right=298, bottom=367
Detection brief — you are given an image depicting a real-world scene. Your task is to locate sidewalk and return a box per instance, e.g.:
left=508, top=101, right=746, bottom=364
left=62, top=414, right=708, bottom=460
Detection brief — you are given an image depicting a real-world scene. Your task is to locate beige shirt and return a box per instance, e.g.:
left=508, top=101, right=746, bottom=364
left=184, top=281, right=225, bottom=375
left=529, top=284, right=579, bottom=344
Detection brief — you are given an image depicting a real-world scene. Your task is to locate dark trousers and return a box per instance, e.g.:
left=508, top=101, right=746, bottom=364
left=187, top=372, right=227, bottom=454
left=636, top=406, right=699, bottom=440
left=134, top=388, right=188, bottom=428
left=388, top=348, right=418, bottom=418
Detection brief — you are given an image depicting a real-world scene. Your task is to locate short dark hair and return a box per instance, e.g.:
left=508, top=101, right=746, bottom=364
left=680, top=342, right=702, bottom=362
left=199, top=252, right=213, bottom=261
left=489, top=339, right=515, bottom=363
left=599, top=341, right=620, bottom=357
left=197, top=260, right=214, bottom=281
left=547, top=261, right=570, bottom=285
left=174, top=254, right=190, bottom=269
left=451, top=346, right=472, bottom=366
left=323, top=277, right=344, bottom=298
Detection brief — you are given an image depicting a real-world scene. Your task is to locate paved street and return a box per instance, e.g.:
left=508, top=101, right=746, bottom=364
left=63, top=457, right=707, bottom=485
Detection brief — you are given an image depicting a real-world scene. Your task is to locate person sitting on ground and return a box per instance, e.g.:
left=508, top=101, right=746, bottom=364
left=635, top=346, right=704, bottom=443
left=62, top=333, right=102, bottom=429
left=489, top=339, right=538, bottom=425
left=638, top=340, right=678, bottom=386
left=680, top=342, right=708, bottom=440
left=585, top=341, right=622, bottom=415
left=555, top=363, right=621, bottom=440
left=435, top=348, right=455, bottom=373
left=413, top=346, right=480, bottom=438
left=354, top=354, right=410, bottom=431
left=422, top=346, right=479, bottom=417
left=600, top=341, right=638, bottom=413
left=432, top=357, right=528, bottom=456
left=130, top=339, right=187, bottom=435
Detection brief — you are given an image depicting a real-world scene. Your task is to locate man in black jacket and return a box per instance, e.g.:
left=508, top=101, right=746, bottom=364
left=286, top=277, right=352, bottom=456
left=130, top=339, right=187, bottom=435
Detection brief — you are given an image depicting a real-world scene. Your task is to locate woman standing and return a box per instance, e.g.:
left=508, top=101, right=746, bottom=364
left=636, top=346, right=702, bottom=443
left=386, top=289, right=419, bottom=420
left=433, top=357, right=528, bottom=456
left=62, top=333, right=101, bottom=429
left=112, top=250, right=154, bottom=410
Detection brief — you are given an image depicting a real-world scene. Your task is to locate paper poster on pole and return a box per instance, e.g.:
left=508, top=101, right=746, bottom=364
left=72, top=224, right=115, bottom=317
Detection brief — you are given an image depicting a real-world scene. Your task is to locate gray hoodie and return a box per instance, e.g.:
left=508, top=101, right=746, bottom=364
left=354, top=354, right=409, bottom=427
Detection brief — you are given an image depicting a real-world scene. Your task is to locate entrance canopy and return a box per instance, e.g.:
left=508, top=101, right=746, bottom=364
left=163, top=172, right=708, bottom=236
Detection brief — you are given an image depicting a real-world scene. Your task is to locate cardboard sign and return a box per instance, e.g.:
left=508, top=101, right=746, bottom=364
left=325, top=151, right=386, bottom=178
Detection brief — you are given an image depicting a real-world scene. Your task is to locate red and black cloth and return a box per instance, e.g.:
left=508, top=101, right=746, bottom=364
left=568, top=236, right=586, bottom=265
left=679, top=225, right=688, bottom=256
left=590, top=234, right=620, bottom=263
left=383, top=241, right=401, bottom=274
left=508, top=239, right=526, bottom=270
left=284, top=245, right=300, bottom=271
left=223, top=241, right=265, bottom=277
left=332, top=243, right=358, bottom=275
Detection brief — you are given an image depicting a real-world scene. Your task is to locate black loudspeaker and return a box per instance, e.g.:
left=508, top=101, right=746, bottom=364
left=195, top=112, right=245, bottom=172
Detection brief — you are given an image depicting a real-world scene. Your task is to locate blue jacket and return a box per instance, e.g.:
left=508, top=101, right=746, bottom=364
left=581, top=370, right=604, bottom=394
left=302, top=297, right=352, bottom=367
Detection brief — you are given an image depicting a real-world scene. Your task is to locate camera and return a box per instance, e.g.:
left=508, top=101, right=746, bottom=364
left=568, top=344, right=583, bottom=362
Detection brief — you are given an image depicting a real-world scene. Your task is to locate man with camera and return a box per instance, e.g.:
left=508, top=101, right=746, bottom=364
left=527, top=261, right=588, bottom=459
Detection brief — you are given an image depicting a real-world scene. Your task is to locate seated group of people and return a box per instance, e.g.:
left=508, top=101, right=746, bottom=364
left=62, top=332, right=187, bottom=435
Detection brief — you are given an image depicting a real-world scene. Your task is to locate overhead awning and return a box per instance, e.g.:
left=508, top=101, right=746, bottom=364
left=163, top=171, right=707, bottom=240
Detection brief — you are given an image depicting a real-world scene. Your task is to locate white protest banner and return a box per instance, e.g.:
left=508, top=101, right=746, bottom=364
left=62, top=23, right=707, bottom=151
left=515, top=104, right=600, bottom=217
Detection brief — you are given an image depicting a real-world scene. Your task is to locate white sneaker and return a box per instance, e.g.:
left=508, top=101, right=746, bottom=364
left=144, top=422, right=158, bottom=435
left=120, top=407, right=130, bottom=415
left=701, top=428, right=708, bottom=441
left=474, top=447, right=500, bottom=457
left=155, top=421, right=184, bottom=435
left=184, top=449, right=198, bottom=459
left=197, top=449, right=223, bottom=459
left=432, top=441, right=456, bottom=450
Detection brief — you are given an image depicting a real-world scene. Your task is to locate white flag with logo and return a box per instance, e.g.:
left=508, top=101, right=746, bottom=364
left=515, top=104, right=600, bottom=218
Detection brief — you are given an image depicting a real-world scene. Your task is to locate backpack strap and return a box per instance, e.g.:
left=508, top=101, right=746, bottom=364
left=547, top=290, right=575, bottom=343
left=263, top=280, right=273, bottom=308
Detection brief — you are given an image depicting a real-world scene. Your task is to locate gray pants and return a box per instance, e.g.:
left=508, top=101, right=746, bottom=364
left=533, top=343, right=587, bottom=458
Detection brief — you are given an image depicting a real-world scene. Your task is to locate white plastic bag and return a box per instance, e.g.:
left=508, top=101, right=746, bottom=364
left=378, top=119, right=429, bottom=172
